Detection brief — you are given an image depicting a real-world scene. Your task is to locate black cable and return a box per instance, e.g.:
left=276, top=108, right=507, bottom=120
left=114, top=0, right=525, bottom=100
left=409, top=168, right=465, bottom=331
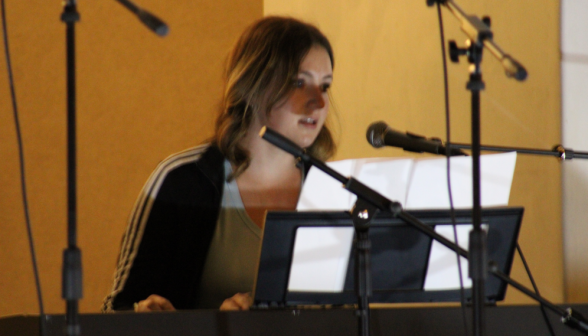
left=516, top=243, right=557, bottom=336
left=436, top=4, right=470, bottom=336
left=1, top=1, right=46, bottom=335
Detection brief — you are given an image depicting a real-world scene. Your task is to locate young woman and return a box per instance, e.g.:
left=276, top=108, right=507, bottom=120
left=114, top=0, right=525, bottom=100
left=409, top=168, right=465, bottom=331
left=102, top=16, right=336, bottom=312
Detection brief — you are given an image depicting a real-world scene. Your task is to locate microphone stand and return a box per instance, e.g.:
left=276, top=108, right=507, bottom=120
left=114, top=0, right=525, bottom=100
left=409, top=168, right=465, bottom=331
left=425, top=1, right=527, bottom=335
left=259, top=126, right=588, bottom=336
left=60, top=3, right=82, bottom=336
left=59, top=1, right=167, bottom=335
left=351, top=199, right=377, bottom=336
left=465, top=33, right=486, bottom=336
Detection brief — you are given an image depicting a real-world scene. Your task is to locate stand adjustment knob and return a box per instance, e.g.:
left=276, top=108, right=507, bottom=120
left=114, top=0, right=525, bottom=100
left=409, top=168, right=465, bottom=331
left=449, top=40, right=467, bottom=63
left=482, top=16, right=491, bottom=28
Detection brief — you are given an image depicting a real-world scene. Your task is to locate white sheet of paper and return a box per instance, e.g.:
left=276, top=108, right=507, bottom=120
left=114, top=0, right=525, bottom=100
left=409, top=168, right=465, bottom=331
left=297, top=158, right=414, bottom=211
left=405, top=152, right=517, bottom=209
left=297, top=152, right=516, bottom=211
left=287, top=227, right=355, bottom=292
left=297, top=160, right=355, bottom=210
left=423, top=224, right=488, bottom=290
left=354, top=158, right=414, bottom=206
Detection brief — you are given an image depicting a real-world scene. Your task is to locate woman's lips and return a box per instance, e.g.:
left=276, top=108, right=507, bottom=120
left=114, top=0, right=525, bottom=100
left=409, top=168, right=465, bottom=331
left=299, top=117, right=318, bottom=128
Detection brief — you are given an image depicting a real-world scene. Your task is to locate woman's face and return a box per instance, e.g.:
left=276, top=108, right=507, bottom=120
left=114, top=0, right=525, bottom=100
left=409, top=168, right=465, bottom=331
left=266, top=46, right=333, bottom=149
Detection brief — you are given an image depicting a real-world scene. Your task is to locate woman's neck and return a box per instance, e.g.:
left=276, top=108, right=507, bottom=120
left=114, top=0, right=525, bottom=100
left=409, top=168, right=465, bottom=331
left=238, top=124, right=300, bottom=185
left=236, top=125, right=303, bottom=228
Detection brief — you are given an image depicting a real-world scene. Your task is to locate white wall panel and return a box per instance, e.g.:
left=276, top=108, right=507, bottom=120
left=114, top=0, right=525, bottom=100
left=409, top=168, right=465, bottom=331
left=562, top=0, right=588, bottom=55
left=561, top=0, right=588, bottom=303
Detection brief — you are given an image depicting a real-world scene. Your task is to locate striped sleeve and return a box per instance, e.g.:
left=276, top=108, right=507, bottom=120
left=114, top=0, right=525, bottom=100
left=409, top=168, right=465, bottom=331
left=101, top=144, right=210, bottom=312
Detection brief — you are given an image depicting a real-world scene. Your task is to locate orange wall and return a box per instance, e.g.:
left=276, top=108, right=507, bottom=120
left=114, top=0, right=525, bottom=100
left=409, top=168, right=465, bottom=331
left=0, top=0, right=262, bottom=316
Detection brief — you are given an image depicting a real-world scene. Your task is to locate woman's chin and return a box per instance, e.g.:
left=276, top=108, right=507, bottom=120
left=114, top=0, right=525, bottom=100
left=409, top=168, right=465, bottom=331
left=298, top=137, right=318, bottom=150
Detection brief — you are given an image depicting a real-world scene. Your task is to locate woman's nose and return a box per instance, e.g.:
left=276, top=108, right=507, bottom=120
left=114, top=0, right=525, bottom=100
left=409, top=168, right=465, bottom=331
left=307, top=86, right=326, bottom=110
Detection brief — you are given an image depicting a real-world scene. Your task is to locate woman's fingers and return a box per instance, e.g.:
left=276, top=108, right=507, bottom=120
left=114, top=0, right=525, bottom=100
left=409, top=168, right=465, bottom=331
left=135, top=293, right=254, bottom=312
left=220, top=292, right=253, bottom=311
left=134, top=294, right=176, bottom=312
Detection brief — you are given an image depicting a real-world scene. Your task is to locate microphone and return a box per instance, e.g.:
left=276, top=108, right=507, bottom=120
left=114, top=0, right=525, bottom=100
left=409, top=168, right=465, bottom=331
left=500, top=54, right=527, bottom=81
left=366, top=121, right=467, bottom=156
left=115, top=0, right=169, bottom=37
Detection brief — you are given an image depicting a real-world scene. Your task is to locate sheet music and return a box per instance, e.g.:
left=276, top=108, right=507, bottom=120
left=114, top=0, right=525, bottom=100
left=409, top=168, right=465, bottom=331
left=423, top=224, right=488, bottom=290
left=297, top=152, right=517, bottom=210
left=296, top=159, right=355, bottom=210
left=287, top=227, right=355, bottom=292
left=405, top=152, right=517, bottom=209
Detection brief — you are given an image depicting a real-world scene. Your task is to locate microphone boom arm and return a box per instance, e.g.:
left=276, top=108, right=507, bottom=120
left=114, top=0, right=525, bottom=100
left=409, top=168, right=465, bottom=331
left=448, top=142, right=588, bottom=161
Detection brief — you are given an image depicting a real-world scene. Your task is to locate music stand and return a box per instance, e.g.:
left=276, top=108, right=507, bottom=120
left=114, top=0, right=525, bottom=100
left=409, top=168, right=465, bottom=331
left=253, top=207, right=523, bottom=308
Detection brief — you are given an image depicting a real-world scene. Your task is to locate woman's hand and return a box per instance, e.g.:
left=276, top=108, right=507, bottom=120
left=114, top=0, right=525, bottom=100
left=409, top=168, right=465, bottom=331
left=220, top=292, right=253, bottom=311
left=134, top=294, right=176, bottom=312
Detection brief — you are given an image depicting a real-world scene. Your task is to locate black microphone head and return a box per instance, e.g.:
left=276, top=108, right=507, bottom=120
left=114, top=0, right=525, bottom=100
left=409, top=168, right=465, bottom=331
left=502, top=55, right=527, bottom=81
left=366, top=121, right=389, bottom=148
left=138, top=9, right=169, bottom=37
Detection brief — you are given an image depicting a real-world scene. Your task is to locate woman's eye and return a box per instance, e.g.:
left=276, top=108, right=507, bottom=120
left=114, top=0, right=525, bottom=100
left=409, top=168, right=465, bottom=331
left=294, top=79, right=305, bottom=88
left=321, top=83, right=331, bottom=92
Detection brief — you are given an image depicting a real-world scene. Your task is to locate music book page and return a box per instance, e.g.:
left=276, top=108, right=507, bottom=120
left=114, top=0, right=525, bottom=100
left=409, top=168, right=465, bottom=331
left=297, top=152, right=517, bottom=211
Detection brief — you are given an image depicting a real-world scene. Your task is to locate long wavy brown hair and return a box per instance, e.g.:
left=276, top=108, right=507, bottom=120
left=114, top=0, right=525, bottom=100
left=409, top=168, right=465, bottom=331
left=214, top=16, right=336, bottom=179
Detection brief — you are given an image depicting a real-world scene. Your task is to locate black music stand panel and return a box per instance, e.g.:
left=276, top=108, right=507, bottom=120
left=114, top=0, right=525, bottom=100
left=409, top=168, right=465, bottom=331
left=254, top=207, right=523, bottom=307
